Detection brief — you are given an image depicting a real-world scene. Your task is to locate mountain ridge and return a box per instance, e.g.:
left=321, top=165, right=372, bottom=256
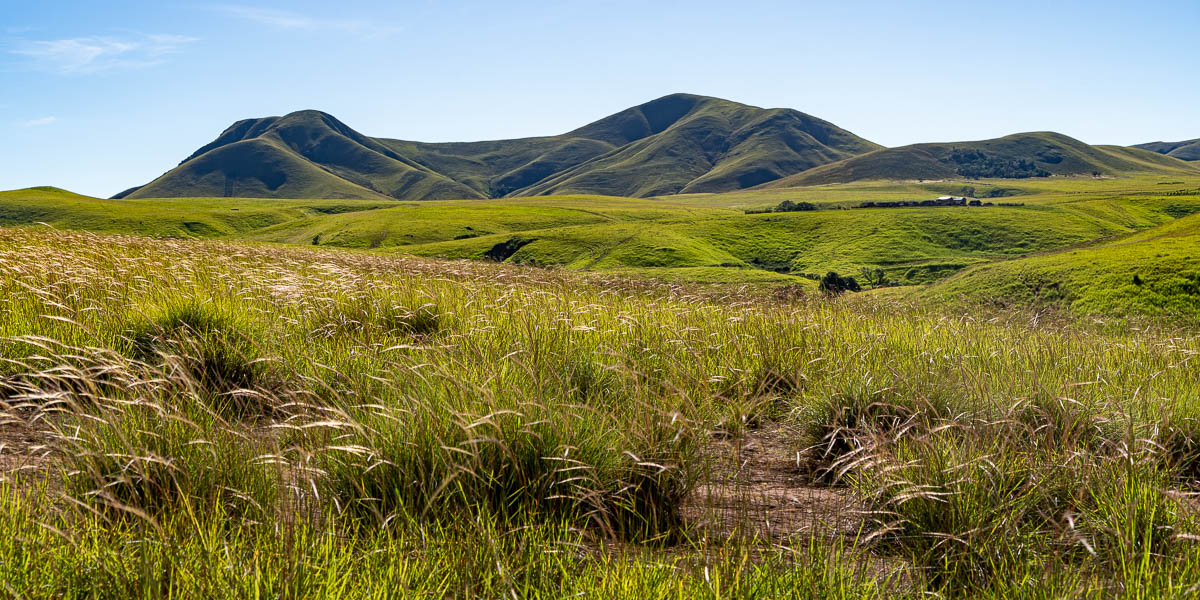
left=1134, top=138, right=1200, bottom=161
left=118, top=94, right=881, bottom=201
left=757, top=131, right=1200, bottom=188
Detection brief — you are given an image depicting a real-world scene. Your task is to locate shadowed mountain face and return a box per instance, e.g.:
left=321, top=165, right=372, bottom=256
left=759, top=132, right=1200, bottom=188
left=1135, top=139, right=1200, bottom=162
left=117, top=94, right=881, bottom=200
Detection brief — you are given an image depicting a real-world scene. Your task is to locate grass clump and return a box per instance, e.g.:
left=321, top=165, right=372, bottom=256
left=125, top=299, right=275, bottom=417
left=308, top=291, right=443, bottom=339
left=55, top=396, right=281, bottom=523
left=852, top=423, right=1191, bottom=594
left=320, top=398, right=696, bottom=540
left=793, top=377, right=959, bottom=483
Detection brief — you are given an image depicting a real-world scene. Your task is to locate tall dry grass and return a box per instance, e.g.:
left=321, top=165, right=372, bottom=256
left=1, top=226, right=1200, bottom=596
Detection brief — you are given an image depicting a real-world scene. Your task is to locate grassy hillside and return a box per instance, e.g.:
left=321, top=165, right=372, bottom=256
left=1136, top=138, right=1200, bottom=161
left=121, top=94, right=880, bottom=201
left=8, top=178, right=1200, bottom=288
left=398, top=202, right=1167, bottom=284
left=120, top=111, right=484, bottom=201
left=761, top=132, right=1200, bottom=187
left=239, top=195, right=732, bottom=248
left=0, top=186, right=397, bottom=237
left=923, top=211, right=1200, bottom=316
left=5, top=226, right=1200, bottom=596
left=511, top=95, right=880, bottom=197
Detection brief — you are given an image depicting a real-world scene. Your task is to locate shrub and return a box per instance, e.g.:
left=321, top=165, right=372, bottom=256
left=774, top=200, right=817, bottom=213
left=818, top=272, right=861, bottom=295
left=859, top=267, right=893, bottom=288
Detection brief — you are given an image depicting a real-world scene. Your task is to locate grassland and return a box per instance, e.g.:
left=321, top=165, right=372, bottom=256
left=3, top=225, right=1200, bottom=597
left=7, top=174, right=1200, bottom=295
left=924, top=211, right=1200, bottom=316
left=0, top=186, right=400, bottom=237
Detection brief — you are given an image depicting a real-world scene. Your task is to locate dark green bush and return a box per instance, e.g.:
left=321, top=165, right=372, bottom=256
left=818, top=272, right=861, bottom=295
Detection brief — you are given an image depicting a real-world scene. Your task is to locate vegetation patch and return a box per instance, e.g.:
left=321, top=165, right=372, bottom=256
left=126, top=299, right=274, bottom=417
left=308, top=292, right=442, bottom=339
left=949, top=148, right=1051, bottom=179
left=319, top=400, right=695, bottom=540
left=56, top=397, right=281, bottom=523
left=2, top=220, right=1200, bottom=596
left=484, top=236, right=534, bottom=262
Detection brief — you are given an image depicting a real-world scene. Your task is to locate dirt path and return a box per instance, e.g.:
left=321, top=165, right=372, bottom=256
left=683, top=423, right=864, bottom=541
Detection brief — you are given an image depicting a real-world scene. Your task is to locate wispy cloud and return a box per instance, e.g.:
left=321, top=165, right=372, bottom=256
left=214, top=5, right=402, bottom=37
left=11, top=33, right=199, bottom=74
left=22, top=116, right=57, bottom=127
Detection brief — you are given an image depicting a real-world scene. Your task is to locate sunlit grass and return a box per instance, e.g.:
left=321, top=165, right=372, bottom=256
left=2, top=226, right=1200, bottom=596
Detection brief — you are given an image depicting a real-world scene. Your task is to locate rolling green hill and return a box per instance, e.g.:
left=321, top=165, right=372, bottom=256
left=923, top=212, right=1200, bottom=316
left=237, top=195, right=733, bottom=249
left=759, top=132, right=1200, bottom=187
left=0, top=186, right=398, bottom=237
left=8, top=177, right=1200, bottom=293
left=1135, top=138, right=1200, bottom=161
left=119, top=94, right=880, bottom=201
left=397, top=194, right=1200, bottom=285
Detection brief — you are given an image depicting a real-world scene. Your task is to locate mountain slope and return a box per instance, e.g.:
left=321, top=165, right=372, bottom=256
left=1135, top=138, right=1200, bottom=161
left=120, top=111, right=483, bottom=201
left=509, top=94, right=880, bottom=197
left=760, top=132, right=1200, bottom=188
left=119, top=94, right=880, bottom=201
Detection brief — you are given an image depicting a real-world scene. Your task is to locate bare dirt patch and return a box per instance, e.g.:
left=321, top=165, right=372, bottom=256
left=684, top=423, right=865, bottom=541
left=0, top=417, right=51, bottom=479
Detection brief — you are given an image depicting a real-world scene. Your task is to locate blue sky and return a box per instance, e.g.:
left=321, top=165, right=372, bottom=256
left=2, top=0, right=1198, bottom=197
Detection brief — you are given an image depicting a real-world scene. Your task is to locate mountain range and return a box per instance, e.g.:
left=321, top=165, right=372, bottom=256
left=117, top=94, right=880, bottom=201
left=1134, top=139, right=1200, bottom=162
left=117, top=94, right=1199, bottom=201
left=760, top=132, right=1198, bottom=188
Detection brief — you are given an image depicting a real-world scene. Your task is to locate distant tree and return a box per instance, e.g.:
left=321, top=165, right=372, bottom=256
left=819, top=272, right=861, bottom=295
left=860, top=266, right=889, bottom=288
left=773, top=200, right=817, bottom=213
